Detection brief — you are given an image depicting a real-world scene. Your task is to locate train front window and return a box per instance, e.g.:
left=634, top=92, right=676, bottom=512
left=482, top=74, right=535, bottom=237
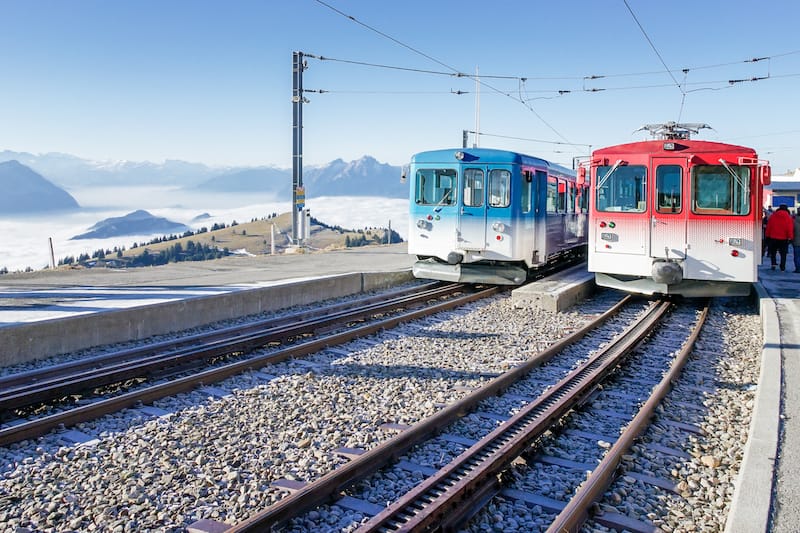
left=463, top=168, right=484, bottom=207
left=656, top=165, right=682, bottom=213
left=691, top=165, right=751, bottom=215
left=489, top=169, right=511, bottom=207
left=595, top=164, right=647, bottom=212
left=415, top=168, right=456, bottom=206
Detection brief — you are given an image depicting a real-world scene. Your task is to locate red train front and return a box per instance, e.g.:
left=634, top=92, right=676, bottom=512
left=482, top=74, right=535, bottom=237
left=584, top=123, right=771, bottom=297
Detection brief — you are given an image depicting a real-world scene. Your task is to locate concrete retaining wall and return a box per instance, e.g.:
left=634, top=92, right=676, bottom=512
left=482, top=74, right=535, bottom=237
left=1, top=270, right=413, bottom=367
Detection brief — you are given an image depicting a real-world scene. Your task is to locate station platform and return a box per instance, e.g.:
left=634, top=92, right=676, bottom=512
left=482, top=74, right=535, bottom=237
left=0, top=244, right=416, bottom=365
left=0, top=244, right=416, bottom=326
left=731, top=261, right=800, bottom=532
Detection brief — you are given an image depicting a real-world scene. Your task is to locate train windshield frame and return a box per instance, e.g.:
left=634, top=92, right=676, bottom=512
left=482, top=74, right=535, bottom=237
left=463, top=168, right=484, bottom=207
left=691, top=164, right=751, bottom=216
left=656, top=165, right=682, bottom=213
left=595, top=164, right=647, bottom=213
left=414, top=168, right=457, bottom=206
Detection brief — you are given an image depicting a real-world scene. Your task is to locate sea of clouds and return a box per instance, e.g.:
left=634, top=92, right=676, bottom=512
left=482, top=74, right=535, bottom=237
left=0, top=186, right=409, bottom=272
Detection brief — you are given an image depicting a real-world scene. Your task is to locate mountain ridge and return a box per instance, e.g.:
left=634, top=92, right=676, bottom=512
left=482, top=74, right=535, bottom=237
left=0, top=150, right=407, bottom=198
left=0, top=160, right=80, bottom=214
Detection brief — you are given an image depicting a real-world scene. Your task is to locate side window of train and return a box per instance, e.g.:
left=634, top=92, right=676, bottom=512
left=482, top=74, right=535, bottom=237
left=692, top=165, right=751, bottom=215
left=568, top=182, right=576, bottom=213
left=547, top=177, right=557, bottom=213
left=595, top=165, right=647, bottom=212
left=489, top=169, right=511, bottom=208
left=656, top=165, right=682, bottom=213
left=579, top=184, right=590, bottom=213
left=463, top=168, right=484, bottom=207
left=415, top=168, right=456, bottom=206
left=557, top=180, right=567, bottom=212
left=521, top=170, right=532, bottom=213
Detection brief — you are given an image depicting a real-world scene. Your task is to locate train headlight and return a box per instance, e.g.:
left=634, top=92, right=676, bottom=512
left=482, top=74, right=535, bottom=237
left=608, top=222, right=616, bottom=228
left=731, top=250, right=740, bottom=257
left=599, top=221, right=607, bottom=228
left=491, top=222, right=506, bottom=233
left=426, top=214, right=433, bottom=221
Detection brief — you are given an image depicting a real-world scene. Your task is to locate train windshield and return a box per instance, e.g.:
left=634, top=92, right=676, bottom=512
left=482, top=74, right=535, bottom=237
left=691, top=165, right=751, bottom=215
left=595, top=165, right=647, bottom=212
left=415, top=168, right=456, bottom=206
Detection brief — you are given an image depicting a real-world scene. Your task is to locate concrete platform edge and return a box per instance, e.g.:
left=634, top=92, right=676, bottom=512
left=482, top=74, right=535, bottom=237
left=1, top=270, right=413, bottom=367
left=724, top=283, right=780, bottom=533
left=510, top=264, right=595, bottom=312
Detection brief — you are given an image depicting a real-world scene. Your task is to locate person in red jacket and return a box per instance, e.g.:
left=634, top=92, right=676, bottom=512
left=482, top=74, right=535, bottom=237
left=765, top=204, right=795, bottom=271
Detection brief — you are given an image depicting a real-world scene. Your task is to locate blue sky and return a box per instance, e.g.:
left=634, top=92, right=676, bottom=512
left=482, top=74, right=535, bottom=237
left=2, top=0, right=799, bottom=173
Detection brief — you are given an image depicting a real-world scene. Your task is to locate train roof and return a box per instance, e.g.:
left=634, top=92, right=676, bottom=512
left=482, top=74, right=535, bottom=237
left=593, top=139, right=758, bottom=158
left=410, top=148, right=575, bottom=175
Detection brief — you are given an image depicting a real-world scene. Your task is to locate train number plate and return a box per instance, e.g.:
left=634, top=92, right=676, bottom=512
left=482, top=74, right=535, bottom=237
left=600, top=232, right=618, bottom=242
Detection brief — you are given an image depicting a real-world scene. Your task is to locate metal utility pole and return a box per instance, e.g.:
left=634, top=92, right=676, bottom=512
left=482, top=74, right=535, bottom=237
left=292, top=51, right=307, bottom=245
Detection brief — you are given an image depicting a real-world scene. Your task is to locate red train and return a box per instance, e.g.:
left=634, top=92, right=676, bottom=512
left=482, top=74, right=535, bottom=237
left=582, top=122, right=771, bottom=297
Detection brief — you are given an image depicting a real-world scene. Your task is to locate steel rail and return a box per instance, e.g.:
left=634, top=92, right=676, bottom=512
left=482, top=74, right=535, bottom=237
left=0, top=286, right=500, bottom=447
left=0, top=283, right=460, bottom=412
left=225, top=295, right=633, bottom=533
left=545, top=301, right=710, bottom=533
left=0, top=281, right=446, bottom=392
left=355, top=299, right=672, bottom=532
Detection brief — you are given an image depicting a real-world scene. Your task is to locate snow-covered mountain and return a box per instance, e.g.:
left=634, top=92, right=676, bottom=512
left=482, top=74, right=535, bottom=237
left=302, top=156, right=406, bottom=198
left=0, top=150, right=222, bottom=188
left=0, top=151, right=408, bottom=199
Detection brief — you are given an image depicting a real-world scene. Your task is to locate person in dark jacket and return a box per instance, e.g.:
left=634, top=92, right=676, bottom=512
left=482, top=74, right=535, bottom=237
left=765, top=204, right=795, bottom=271
left=793, top=211, right=800, bottom=273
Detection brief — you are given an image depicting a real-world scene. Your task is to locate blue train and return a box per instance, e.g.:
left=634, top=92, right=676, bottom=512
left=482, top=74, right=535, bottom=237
left=407, top=148, right=589, bottom=285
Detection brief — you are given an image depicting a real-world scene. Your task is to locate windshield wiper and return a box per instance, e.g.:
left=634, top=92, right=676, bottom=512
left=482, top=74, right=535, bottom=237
left=597, top=159, right=625, bottom=189
left=718, top=158, right=749, bottom=192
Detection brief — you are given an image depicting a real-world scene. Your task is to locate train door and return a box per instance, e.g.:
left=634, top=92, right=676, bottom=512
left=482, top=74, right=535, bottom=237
left=564, top=181, right=579, bottom=244
left=458, top=166, right=487, bottom=250
left=545, top=175, right=563, bottom=256
left=485, top=167, right=514, bottom=259
left=532, top=169, right=548, bottom=264
left=650, top=159, right=687, bottom=260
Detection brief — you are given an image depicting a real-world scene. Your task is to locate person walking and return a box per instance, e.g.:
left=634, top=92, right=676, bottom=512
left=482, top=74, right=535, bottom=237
left=766, top=204, right=794, bottom=271
left=763, top=207, right=772, bottom=257
left=793, top=210, right=800, bottom=273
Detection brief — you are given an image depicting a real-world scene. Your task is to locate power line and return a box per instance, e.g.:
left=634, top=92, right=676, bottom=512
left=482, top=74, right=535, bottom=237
left=622, top=0, right=685, bottom=95
left=306, top=52, right=800, bottom=99
left=468, top=131, right=591, bottom=149
left=312, top=0, right=572, bottom=144
left=622, top=0, right=687, bottom=121
left=313, top=50, right=800, bottom=83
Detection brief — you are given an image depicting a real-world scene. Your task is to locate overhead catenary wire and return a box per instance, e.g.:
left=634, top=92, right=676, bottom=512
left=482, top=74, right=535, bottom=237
left=312, top=0, right=572, bottom=144
left=622, top=0, right=687, bottom=121
left=310, top=0, right=798, bottom=161
left=307, top=51, right=800, bottom=85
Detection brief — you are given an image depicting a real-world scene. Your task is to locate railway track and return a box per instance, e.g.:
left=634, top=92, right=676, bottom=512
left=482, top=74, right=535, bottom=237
left=0, top=281, right=499, bottom=446
left=220, top=297, right=711, bottom=532
left=0, top=283, right=760, bottom=533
